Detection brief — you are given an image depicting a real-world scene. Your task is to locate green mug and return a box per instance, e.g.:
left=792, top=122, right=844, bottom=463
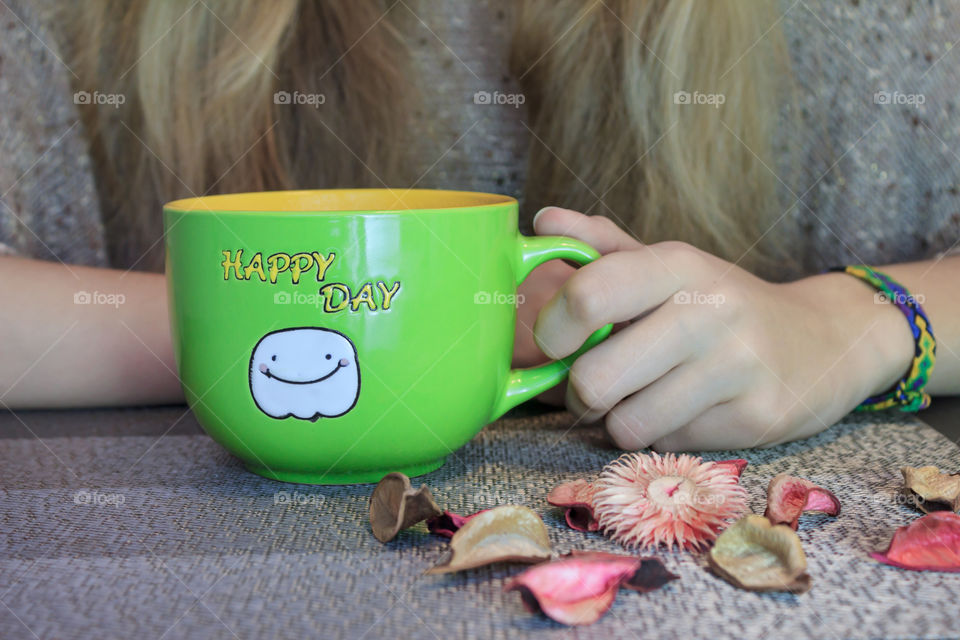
left=164, top=189, right=612, bottom=484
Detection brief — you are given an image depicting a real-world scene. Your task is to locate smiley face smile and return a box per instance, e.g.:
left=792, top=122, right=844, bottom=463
left=258, top=358, right=350, bottom=385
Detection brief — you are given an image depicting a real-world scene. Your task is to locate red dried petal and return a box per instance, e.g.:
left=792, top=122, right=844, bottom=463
left=547, top=479, right=601, bottom=532
left=425, top=509, right=489, bottom=538
left=713, top=459, right=748, bottom=479
left=505, top=551, right=676, bottom=626
left=764, top=473, right=841, bottom=530
left=870, top=512, right=960, bottom=572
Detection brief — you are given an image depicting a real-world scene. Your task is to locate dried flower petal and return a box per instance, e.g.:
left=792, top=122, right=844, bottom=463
left=427, top=505, right=552, bottom=574
left=870, top=511, right=960, bottom=572
left=713, top=458, right=748, bottom=479
left=505, top=551, right=677, bottom=626
left=547, top=480, right=601, bottom=532
left=593, top=452, right=748, bottom=550
left=369, top=472, right=443, bottom=543
left=901, top=466, right=960, bottom=514
left=764, top=473, right=840, bottom=530
left=709, top=514, right=812, bottom=593
left=425, top=510, right=489, bottom=538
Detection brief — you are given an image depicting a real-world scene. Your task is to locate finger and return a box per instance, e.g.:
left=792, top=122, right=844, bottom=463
left=533, top=207, right=643, bottom=254
left=533, top=246, right=696, bottom=359
left=650, top=401, right=756, bottom=452
left=564, top=381, right=604, bottom=425
left=565, top=303, right=707, bottom=421
left=604, top=356, right=744, bottom=450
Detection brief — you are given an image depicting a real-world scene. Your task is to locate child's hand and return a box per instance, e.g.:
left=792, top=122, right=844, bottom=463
left=531, top=207, right=915, bottom=451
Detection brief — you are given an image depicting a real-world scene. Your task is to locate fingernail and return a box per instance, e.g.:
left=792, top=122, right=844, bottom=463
left=532, top=207, right=552, bottom=229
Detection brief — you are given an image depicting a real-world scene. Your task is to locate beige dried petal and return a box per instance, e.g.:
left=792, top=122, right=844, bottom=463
left=427, top=505, right=552, bottom=574
left=708, top=514, right=811, bottom=593
left=901, top=466, right=960, bottom=514
left=369, top=472, right=443, bottom=543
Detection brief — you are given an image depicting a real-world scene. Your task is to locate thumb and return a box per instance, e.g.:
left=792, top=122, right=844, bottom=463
left=532, top=206, right=643, bottom=255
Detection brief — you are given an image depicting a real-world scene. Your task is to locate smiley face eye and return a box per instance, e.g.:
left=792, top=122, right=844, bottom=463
left=271, top=355, right=277, bottom=361
left=325, top=354, right=332, bottom=360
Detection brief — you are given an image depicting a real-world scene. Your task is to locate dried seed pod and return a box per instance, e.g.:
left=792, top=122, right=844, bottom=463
left=870, top=511, right=960, bottom=572
left=427, top=505, right=552, bottom=574
left=369, top=472, right=443, bottom=543
left=505, top=551, right=678, bottom=626
left=900, top=466, right=960, bottom=514
left=547, top=479, right=601, bottom=532
left=764, top=473, right=840, bottom=530
left=709, top=514, right=812, bottom=593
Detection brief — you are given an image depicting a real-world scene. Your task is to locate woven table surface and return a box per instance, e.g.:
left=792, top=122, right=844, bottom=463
left=2, top=405, right=959, bottom=639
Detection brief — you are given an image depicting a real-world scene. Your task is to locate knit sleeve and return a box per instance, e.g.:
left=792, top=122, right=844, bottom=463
left=0, top=0, right=108, bottom=266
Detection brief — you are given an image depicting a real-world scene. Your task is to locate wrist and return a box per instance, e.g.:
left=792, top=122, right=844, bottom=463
left=790, top=272, right=915, bottom=404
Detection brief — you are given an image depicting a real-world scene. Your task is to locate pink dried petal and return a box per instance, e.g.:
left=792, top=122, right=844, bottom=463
left=764, top=473, right=841, bottom=530
left=547, top=480, right=601, bottom=532
left=870, top=511, right=960, bottom=572
left=713, top=459, right=748, bottom=479
left=505, top=551, right=677, bottom=626
left=425, top=510, right=490, bottom=538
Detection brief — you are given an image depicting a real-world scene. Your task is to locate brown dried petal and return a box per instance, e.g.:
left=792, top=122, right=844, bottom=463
left=709, top=514, right=812, bottom=593
left=505, top=551, right=677, bottom=626
left=870, top=511, right=960, bottom=572
left=369, top=472, right=443, bottom=543
left=547, top=480, right=601, bottom=532
left=901, top=466, right=960, bottom=514
left=427, top=505, right=552, bottom=574
left=764, top=473, right=841, bottom=530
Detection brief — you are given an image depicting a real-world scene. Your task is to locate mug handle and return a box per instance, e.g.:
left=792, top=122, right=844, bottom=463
left=489, top=234, right=614, bottom=421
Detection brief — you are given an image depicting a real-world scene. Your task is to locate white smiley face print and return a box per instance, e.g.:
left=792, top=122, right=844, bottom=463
left=249, top=327, right=360, bottom=421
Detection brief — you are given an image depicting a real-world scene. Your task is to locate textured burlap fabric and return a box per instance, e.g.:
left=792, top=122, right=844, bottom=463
left=2, top=405, right=959, bottom=639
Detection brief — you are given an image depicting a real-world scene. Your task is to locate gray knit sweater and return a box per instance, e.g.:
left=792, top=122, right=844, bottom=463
left=2, top=0, right=959, bottom=275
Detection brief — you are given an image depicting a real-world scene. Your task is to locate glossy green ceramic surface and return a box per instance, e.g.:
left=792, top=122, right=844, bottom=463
left=164, top=189, right=610, bottom=484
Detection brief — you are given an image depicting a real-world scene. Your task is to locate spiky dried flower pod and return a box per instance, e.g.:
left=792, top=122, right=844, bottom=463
left=593, top=452, right=748, bottom=550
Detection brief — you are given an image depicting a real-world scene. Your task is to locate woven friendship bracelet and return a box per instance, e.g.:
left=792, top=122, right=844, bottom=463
left=830, top=265, right=936, bottom=411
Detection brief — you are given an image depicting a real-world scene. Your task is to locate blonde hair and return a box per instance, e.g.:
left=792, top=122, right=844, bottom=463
left=61, top=0, right=792, bottom=275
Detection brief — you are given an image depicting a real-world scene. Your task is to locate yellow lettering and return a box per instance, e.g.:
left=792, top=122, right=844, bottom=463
left=319, top=283, right=350, bottom=312
left=350, top=283, right=376, bottom=311
left=243, top=252, right=266, bottom=281
left=221, top=250, right=245, bottom=280
left=266, top=253, right=291, bottom=284
left=376, top=280, right=401, bottom=310
left=289, top=253, right=315, bottom=284
left=312, top=252, right=336, bottom=281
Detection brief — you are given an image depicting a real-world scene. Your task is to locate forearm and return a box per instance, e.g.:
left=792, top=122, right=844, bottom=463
left=0, top=256, right=183, bottom=408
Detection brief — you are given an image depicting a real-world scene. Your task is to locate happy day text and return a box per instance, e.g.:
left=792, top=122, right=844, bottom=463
left=221, top=249, right=401, bottom=312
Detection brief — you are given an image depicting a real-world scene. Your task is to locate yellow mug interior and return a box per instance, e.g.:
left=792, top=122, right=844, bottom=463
left=164, top=189, right=516, bottom=214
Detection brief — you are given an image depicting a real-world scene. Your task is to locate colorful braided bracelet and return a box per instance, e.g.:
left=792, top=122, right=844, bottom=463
left=830, top=265, right=936, bottom=412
